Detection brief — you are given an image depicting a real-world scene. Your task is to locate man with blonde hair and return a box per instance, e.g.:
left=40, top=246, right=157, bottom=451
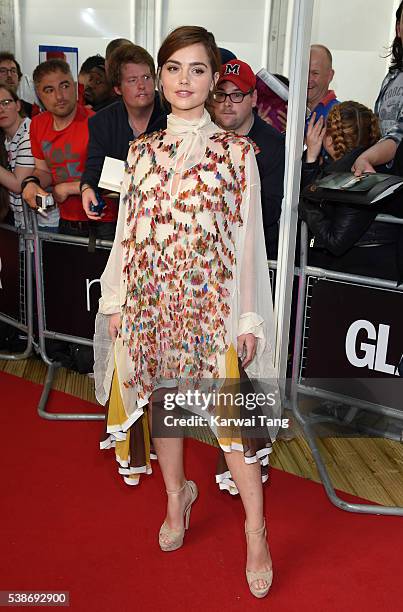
left=80, top=44, right=166, bottom=223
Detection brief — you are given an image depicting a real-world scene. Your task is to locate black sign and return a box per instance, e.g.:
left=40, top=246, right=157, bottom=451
left=304, top=279, right=403, bottom=408
left=0, top=227, right=20, bottom=319
left=42, top=240, right=110, bottom=340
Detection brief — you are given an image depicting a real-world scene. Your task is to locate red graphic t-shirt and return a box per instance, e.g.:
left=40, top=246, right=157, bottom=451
left=30, top=105, right=118, bottom=222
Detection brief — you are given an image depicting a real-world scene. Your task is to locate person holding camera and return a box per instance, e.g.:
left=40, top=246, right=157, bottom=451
left=21, top=59, right=118, bottom=238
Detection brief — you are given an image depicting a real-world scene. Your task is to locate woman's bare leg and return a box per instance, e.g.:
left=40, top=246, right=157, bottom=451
left=149, top=392, right=192, bottom=542
left=224, top=450, right=272, bottom=589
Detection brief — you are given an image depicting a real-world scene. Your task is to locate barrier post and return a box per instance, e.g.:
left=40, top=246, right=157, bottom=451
left=31, top=211, right=105, bottom=421
left=0, top=204, right=34, bottom=360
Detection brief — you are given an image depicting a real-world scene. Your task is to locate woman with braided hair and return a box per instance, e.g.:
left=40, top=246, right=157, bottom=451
left=299, top=101, right=399, bottom=280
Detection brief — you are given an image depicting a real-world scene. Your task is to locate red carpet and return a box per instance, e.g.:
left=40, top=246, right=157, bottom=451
left=1, top=370, right=403, bottom=611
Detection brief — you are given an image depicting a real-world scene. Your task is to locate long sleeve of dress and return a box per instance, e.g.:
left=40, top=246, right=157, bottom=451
left=236, top=147, right=276, bottom=372
left=98, top=171, right=130, bottom=315
left=93, top=165, right=131, bottom=404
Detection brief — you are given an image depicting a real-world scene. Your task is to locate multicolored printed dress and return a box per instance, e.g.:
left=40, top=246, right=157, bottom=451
left=94, top=110, right=280, bottom=493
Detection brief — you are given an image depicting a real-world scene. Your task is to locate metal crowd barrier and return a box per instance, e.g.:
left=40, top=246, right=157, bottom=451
left=3, top=203, right=403, bottom=515
left=290, top=214, right=403, bottom=516
left=30, top=212, right=111, bottom=421
left=0, top=205, right=34, bottom=361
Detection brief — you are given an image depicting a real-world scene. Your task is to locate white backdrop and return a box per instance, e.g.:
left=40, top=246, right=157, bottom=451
left=18, top=0, right=134, bottom=79
left=282, top=0, right=400, bottom=109
left=14, top=0, right=402, bottom=114
left=160, top=0, right=269, bottom=71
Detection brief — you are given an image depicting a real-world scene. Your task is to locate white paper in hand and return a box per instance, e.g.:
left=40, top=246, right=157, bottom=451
left=98, top=157, right=125, bottom=193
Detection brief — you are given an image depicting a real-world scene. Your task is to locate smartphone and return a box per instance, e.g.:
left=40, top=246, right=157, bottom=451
left=89, top=192, right=106, bottom=216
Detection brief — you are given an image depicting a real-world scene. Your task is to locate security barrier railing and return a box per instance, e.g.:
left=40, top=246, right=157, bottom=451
left=30, top=212, right=110, bottom=421
left=2, top=205, right=403, bottom=514
left=0, top=205, right=34, bottom=361
left=290, top=215, right=403, bottom=515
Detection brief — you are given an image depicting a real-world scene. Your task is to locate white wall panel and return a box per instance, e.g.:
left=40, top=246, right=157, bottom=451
left=310, top=0, right=397, bottom=108
left=331, top=50, right=389, bottom=109
left=161, top=0, right=268, bottom=72
left=16, top=0, right=402, bottom=111
left=19, top=0, right=133, bottom=77
left=0, top=0, right=15, bottom=53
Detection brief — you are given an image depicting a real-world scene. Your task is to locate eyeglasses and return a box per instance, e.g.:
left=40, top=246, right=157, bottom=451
left=0, top=67, right=18, bottom=76
left=0, top=98, right=14, bottom=108
left=213, top=90, right=252, bottom=104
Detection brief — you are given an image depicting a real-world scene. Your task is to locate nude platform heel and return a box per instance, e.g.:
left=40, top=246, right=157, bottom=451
left=159, top=480, right=198, bottom=552
left=245, top=521, right=273, bottom=598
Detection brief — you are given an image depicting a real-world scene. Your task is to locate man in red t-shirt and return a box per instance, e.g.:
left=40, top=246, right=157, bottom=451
left=21, top=59, right=118, bottom=239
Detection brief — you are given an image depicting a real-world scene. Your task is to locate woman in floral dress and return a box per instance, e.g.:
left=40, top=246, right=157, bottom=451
left=94, top=26, right=279, bottom=598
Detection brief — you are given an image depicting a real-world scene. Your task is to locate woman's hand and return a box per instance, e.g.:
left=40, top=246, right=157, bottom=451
left=108, top=313, right=121, bottom=341
left=352, top=155, right=376, bottom=176
left=277, top=107, right=287, bottom=133
left=237, top=333, right=257, bottom=368
left=306, top=113, right=326, bottom=163
left=256, top=103, right=274, bottom=126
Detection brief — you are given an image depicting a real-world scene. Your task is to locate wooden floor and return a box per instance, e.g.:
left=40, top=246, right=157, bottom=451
left=2, top=355, right=403, bottom=508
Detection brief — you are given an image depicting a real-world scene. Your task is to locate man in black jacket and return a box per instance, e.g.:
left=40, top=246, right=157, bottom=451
left=81, top=44, right=166, bottom=221
left=213, top=59, right=285, bottom=259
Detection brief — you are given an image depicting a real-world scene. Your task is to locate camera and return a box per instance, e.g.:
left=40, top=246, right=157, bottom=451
left=89, top=192, right=106, bottom=216
left=35, top=193, right=55, bottom=217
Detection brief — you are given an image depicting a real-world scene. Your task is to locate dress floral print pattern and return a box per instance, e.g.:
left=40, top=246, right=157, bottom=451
left=119, top=129, right=253, bottom=399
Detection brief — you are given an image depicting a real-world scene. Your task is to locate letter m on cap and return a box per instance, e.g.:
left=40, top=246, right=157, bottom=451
left=224, top=63, right=240, bottom=75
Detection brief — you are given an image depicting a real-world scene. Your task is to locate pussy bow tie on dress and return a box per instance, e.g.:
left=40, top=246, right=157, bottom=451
left=167, top=109, right=219, bottom=172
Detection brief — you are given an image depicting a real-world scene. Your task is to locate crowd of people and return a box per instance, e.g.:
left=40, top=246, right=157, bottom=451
left=1, top=10, right=403, bottom=278
left=2, top=6, right=403, bottom=599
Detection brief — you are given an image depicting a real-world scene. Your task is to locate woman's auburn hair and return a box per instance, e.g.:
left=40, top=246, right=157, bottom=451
left=157, top=26, right=220, bottom=112
left=326, top=101, right=381, bottom=160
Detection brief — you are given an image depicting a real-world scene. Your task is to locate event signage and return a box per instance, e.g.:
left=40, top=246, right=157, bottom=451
left=0, top=228, right=20, bottom=320
left=42, top=241, right=110, bottom=339
left=303, top=279, right=403, bottom=408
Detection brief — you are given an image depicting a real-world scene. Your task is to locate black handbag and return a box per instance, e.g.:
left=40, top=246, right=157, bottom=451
left=302, top=172, right=403, bottom=206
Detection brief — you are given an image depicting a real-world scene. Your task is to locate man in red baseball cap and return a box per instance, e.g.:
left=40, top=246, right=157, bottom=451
left=214, top=60, right=257, bottom=133
left=213, top=59, right=285, bottom=260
